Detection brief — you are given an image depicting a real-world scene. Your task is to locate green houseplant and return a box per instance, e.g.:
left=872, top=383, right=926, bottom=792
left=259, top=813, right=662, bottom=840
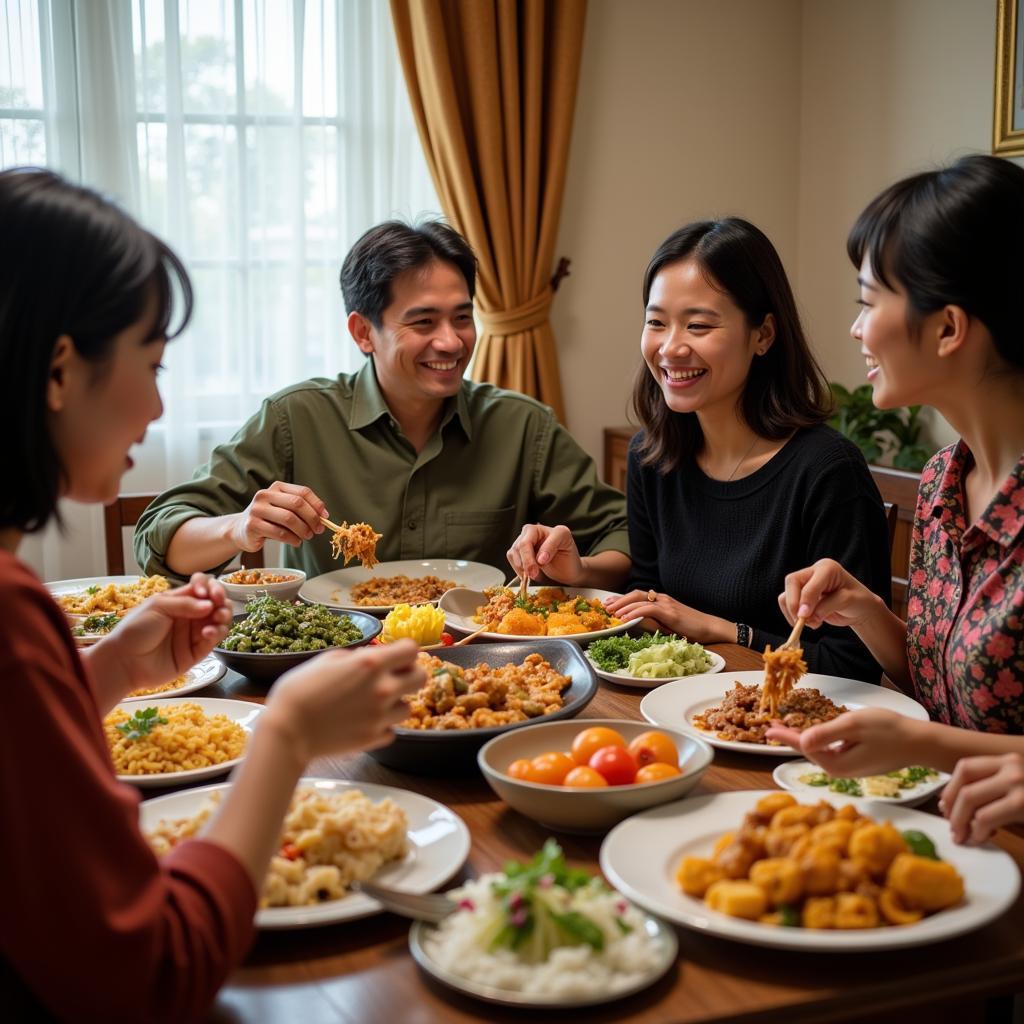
left=828, top=383, right=932, bottom=471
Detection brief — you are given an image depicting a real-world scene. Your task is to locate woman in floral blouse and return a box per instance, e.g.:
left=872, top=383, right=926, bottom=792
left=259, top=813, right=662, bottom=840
left=768, top=154, right=1024, bottom=845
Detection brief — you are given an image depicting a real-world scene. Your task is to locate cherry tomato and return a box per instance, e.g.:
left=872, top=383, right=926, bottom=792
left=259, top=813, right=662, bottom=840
left=588, top=745, right=638, bottom=786
left=634, top=762, right=682, bottom=784
left=527, top=751, right=575, bottom=785
left=507, top=758, right=534, bottom=780
left=571, top=726, right=626, bottom=765
left=563, top=765, right=609, bottom=788
left=280, top=843, right=301, bottom=860
left=440, top=632, right=454, bottom=646
left=628, top=730, right=679, bottom=768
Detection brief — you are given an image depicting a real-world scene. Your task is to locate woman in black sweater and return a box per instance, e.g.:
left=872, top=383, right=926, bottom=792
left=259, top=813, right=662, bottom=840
left=509, top=218, right=891, bottom=682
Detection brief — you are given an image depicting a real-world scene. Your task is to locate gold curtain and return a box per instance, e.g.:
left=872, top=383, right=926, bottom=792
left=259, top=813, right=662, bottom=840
left=390, top=0, right=588, bottom=423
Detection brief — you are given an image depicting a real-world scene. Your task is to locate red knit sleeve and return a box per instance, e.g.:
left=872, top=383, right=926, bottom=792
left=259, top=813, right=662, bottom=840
left=0, top=554, right=257, bottom=1023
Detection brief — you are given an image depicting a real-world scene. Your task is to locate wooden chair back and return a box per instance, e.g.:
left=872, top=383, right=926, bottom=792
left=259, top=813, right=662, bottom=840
left=103, top=493, right=264, bottom=576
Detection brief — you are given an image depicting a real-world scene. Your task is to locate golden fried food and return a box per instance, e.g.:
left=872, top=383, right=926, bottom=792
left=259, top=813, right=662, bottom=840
left=679, top=798, right=964, bottom=930
left=472, top=587, right=621, bottom=636
left=692, top=682, right=846, bottom=744
left=350, top=574, right=456, bottom=606
left=400, top=652, right=570, bottom=730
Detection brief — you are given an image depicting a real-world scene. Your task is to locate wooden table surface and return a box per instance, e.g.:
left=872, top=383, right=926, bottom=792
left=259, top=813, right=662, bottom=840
left=182, top=644, right=1024, bottom=1024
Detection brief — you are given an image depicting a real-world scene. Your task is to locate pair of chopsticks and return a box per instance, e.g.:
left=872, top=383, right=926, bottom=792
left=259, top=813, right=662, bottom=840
left=320, top=515, right=342, bottom=532
left=777, top=616, right=806, bottom=652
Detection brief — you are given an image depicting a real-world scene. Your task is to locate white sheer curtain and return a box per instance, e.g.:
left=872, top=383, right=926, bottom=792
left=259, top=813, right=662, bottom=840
left=1, top=0, right=439, bottom=580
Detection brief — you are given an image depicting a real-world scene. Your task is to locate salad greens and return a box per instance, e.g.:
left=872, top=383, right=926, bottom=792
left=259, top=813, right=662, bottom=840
left=471, top=840, right=631, bottom=964
left=72, top=612, right=121, bottom=637
left=798, top=765, right=940, bottom=799
left=626, top=638, right=712, bottom=678
left=586, top=631, right=679, bottom=672
left=115, top=706, right=168, bottom=742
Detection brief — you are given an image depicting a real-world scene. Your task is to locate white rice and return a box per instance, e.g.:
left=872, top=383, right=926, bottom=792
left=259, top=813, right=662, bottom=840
left=423, top=874, right=666, bottom=998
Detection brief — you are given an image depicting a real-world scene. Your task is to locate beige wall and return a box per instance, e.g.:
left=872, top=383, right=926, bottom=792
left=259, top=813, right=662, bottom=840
left=555, top=0, right=1004, bottom=464
left=552, top=0, right=804, bottom=461
left=797, top=0, right=998, bottom=451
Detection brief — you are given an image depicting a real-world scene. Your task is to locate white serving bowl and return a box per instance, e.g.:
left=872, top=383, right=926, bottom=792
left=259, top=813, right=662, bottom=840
left=478, top=718, right=713, bottom=834
left=217, top=568, right=306, bottom=605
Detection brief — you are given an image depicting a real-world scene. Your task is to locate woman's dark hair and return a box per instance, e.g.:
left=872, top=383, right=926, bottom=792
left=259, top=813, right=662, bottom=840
left=339, top=219, right=477, bottom=326
left=848, top=154, right=1024, bottom=370
left=0, top=167, right=192, bottom=533
left=633, top=217, right=831, bottom=473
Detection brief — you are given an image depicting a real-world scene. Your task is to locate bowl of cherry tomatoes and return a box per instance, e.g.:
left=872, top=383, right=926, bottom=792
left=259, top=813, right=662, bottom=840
left=477, top=719, right=713, bottom=833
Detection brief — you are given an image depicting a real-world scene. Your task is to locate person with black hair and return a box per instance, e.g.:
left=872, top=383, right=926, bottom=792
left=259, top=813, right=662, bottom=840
left=134, top=220, right=629, bottom=581
left=769, top=154, right=1024, bottom=845
left=0, top=168, right=423, bottom=1020
left=509, top=218, right=891, bottom=681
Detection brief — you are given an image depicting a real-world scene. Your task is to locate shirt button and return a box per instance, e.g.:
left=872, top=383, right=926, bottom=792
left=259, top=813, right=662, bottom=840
left=407, top=520, right=417, bottom=530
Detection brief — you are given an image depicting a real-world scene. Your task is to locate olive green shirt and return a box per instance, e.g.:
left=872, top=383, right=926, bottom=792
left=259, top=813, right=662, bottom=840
left=134, top=361, right=629, bottom=579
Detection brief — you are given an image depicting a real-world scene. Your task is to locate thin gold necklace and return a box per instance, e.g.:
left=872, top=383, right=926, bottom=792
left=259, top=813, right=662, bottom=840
left=725, top=435, right=760, bottom=482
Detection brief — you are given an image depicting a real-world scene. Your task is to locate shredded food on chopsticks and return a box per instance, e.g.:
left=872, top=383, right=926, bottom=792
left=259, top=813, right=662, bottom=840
left=328, top=521, right=382, bottom=568
left=759, top=645, right=808, bottom=717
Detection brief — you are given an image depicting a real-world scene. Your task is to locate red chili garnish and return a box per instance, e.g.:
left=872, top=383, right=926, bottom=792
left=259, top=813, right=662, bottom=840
left=441, top=632, right=454, bottom=646
left=281, top=843, right=301, bottom=860
left=369, top=637, right=382, bottom=645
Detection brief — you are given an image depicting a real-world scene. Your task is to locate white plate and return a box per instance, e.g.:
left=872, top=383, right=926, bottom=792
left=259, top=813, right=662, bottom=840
left=773, top=760, right=950, bottom=808
left=300, top=560, right=506, bottom=613
left=640, top=670, right=930, bottom=757
left=600, top=789, right=1020, bottom=951
left=48, top=575, right=160, bottom=620
left=139, top=778, right=472, bottom=929
left=110, top=696, right=262, bottom=788
left=408, top=911, right=677, bottom=1008
left=120, top=655, right=226, bottom=702
left=587, top=649, right=725, bottom=689
left=439, top=586, right=641, bottom=643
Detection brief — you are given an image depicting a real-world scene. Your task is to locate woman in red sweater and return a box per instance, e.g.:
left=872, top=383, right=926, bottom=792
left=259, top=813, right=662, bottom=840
left=0, top=168, right=422, bottom=1021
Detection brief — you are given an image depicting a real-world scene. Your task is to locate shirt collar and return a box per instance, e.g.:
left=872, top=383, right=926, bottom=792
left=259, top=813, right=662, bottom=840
left=347, top=358, right=473, bottom=441
left=930, top=440, right=1024, bottom=549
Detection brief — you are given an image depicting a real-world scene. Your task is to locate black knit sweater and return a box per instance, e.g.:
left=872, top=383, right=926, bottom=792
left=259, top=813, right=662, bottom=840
left=627, top=424, right=892, bottom=682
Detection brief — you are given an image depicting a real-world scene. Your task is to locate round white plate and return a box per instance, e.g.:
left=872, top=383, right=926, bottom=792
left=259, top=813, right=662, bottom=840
left=409, top=911, right=677, bottom=1008
left=110, top=696, right=262, bottom=788
left=773, top=760, right=950, bottom=808
left=439, top=586, right=641, bottom=643
left=587, top=649, right=725, bottom=689
left=600, top=789, right=1020, bottom=952
left=640, top=670, right=930, bottom=757
left=300, top=560, right=506, bottom=613
left=120, top=655, right=226, bottom=702
left=139, top=777, right=472, bottom=929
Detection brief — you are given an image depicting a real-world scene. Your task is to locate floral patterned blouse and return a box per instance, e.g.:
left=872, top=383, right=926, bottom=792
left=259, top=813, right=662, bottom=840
left=907, top=441, right=1024, bottom=732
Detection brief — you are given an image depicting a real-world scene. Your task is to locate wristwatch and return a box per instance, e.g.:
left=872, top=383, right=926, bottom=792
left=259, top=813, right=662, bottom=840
left=735, top=622, right=753, bottom=648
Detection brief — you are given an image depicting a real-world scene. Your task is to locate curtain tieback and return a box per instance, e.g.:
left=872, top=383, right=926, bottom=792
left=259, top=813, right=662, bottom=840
left=477, top=288, right=554, bottom=335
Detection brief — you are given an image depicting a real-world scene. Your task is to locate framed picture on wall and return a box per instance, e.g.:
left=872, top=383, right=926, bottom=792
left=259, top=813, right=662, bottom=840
left=994, top=0, right=1024, bottom=156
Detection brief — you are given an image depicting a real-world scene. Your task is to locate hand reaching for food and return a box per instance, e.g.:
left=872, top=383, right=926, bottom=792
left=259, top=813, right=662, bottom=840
left=231, top=481, right=329, bottom=551
left=506, top=523, right=585, bottom=586
left=941, top=752, right=1024, bottom=845
left=779, top=558, right=881, bottom=630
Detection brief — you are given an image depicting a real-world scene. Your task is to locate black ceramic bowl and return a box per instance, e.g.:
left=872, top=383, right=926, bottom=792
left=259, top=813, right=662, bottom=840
left=212, top=608, right=382, bottom=684
left=369, top=638, right=598, bottom=772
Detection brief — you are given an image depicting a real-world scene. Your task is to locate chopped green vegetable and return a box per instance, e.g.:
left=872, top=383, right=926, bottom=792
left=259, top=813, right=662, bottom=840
left=220, top=594, right=362, bottom=653
left=73, top=612, right=122, bottom=637
left=86, top=585, right=100, bottom=595
left=626, top=638, right=712, bottom=678
left=828, top=777, right=863, bottom=797
left=115, top=706, right=168, bottom=742
left=901, top=830, right=939, bottom=860
left=778, top=904, right=800, bottom=927
left=797, top=771, right=830, bottom=788
left=586, top=631, right=680, bottom=672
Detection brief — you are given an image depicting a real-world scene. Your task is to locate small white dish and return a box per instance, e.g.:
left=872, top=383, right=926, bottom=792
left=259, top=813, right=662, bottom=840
left=640, top=670, right=930, bottom=757
left=773, top=759, right=950, bottom=808
left=586, top=649, right=725, bottom=689
left=217, top=567, right=306, bottom=604
left=408, top=910, right=677, bottom=1008
left=120, top=655, right=226, bottom=702
left=300, top=560, right=506, bottom=614
left=600, top=789, right=1020, bottom=952
left=110, top=696, right=262, bottom=788
left=439, top=586, right=641, bottom=643
left=139, top=778, right=472, bottom=929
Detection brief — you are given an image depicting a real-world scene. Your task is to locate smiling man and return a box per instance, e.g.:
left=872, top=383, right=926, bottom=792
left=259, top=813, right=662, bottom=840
left=134, top=221, right=629, bottom=579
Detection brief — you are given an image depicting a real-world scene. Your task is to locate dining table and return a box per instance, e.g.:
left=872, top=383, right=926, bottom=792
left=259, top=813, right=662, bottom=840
left=181, top=643, right=1024, bottom=1024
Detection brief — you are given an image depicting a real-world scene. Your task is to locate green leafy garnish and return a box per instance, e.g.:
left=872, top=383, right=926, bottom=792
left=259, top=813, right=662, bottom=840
left=81, top=612, right=121, bottom=634
left=115, top=706, right=168, bottom=742
left=586, top=631, right=678, bottom=672
left=86, top=585, right=100, bottom=595
left=778, top=904, right=800, bottom=927
left=828, top=777, right=863, bottom=797
left=901, top=830, right=939, bottom=860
